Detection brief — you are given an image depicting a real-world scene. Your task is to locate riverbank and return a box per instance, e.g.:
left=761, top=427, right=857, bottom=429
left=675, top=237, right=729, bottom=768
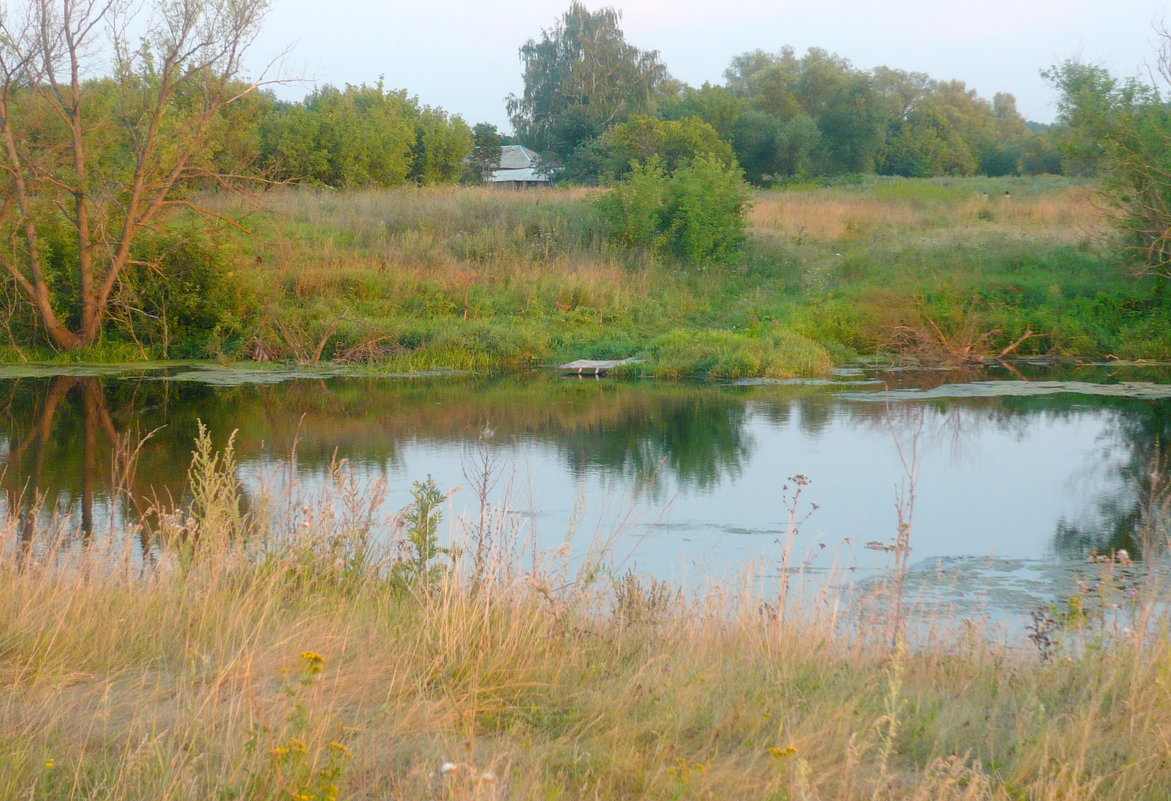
left=213, top=176, right=1168, bottom=377
left=3, top=438, right=1170, bottom=800
left=5, top=176, right=1168, bottom=377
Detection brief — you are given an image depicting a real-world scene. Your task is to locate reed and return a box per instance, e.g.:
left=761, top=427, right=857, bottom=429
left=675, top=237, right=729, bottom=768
left=2, top=433, right=1171, bottom=799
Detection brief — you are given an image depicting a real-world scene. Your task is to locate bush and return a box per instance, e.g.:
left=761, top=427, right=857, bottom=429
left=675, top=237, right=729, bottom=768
left=116, top=228, right=249, bottom=357
left=596, top=154, right=752, bottom=268
left=662, top=154, right=752, bottom=266
left=594, top=157, right=668, bottom=252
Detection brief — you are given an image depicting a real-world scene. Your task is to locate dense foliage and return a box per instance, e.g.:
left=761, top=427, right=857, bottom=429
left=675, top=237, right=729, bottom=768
left=596, top=155, right=751, bottom=267
left=0, top=0, right=267, bottom=350
left=1046, top=55, right=1171, bottom=273
left=506, top=1, right=668, bottom=167
left=509, top=7, right=1063, bottom=184
left=257, top=82, right=473, bottom=188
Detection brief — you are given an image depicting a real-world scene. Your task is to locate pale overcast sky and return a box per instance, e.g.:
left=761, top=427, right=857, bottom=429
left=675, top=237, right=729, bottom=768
left=247, top=0, right=1170, bottom=130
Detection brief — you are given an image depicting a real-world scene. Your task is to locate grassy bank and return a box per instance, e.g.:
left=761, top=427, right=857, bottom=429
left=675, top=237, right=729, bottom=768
left=3, top=438, right=1171, bottom=800
left=20, top=176, right=1161, bottom=376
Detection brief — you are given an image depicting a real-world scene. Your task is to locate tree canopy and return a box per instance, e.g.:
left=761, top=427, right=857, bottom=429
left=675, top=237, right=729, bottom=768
left=507, top=2, right=668, bottom=168
left=508, top=7, right=1060, bottom=186
left=0, top=0, right=269, bottom=349
left=257, top=82, right=473, bottom=188
left=1046, top=53, right=1171, bottom=272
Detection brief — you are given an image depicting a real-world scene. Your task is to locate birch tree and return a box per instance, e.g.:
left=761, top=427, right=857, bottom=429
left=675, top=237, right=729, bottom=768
left=507, top=2, right=667, bottom=167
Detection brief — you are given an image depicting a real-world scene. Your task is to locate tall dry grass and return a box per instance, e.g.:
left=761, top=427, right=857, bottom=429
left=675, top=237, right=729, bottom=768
left=749, top=183, right=1108, bottom=246
left=190, top=177, right=1169, bottom=372
left=207, top=185, right=837, bottom=376
left=2, top=433, right=1171, bottom=799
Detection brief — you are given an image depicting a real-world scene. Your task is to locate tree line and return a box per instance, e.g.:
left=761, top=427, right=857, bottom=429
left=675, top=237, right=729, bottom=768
left=197, top=1, right=1069, bottom=190
left=507, top=2, right=1064, bottom=185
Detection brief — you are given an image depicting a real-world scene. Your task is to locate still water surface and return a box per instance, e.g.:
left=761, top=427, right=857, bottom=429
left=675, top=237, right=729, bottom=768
left=5, top=362, right=1170, bottom=618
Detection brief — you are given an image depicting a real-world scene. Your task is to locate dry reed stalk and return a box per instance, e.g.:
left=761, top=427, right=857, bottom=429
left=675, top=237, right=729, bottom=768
left=3, top=434, right=1171, bottom=799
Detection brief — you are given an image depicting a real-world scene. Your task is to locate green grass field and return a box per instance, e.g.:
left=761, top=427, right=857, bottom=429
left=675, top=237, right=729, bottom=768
left=198, top=176, right=1165, bottom=376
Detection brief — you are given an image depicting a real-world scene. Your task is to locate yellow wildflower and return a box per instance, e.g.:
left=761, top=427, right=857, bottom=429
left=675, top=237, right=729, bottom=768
left=328, top=742, right=350, bottom=756
left=300, top=651, right=325, bottom=674
left=769, top=745, right=799, bottom=758
left=44, top=758, right=55, bottom=770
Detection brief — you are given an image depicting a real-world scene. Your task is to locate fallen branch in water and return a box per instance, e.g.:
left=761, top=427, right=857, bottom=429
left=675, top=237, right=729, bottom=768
left=998, top=329, right=1041, bottom=360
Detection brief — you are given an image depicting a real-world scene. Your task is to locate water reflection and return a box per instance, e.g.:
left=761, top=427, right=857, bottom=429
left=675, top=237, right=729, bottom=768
left=2, top=376, right=133, bottom=544
left=0, top=374, right=761, bottom=533
left=1052, top=399, right=1171, bottom=559
left=0, top=366, right=1168, bottom=579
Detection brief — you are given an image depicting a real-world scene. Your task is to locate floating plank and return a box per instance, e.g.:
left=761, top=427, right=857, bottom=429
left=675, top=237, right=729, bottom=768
left=558, top=358, right=641, bottom=376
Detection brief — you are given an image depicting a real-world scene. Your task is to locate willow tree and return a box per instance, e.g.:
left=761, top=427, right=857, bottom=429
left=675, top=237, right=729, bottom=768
left=0, top=0, right=268, bottom=350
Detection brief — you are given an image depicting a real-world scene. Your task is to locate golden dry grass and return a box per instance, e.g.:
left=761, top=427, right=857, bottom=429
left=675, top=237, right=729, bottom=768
left=748, top=184, right=1109, bottom=246
left=3, top=438, right=1171, bottom=800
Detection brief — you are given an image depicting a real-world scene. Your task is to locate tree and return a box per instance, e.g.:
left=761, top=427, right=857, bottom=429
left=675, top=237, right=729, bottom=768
left=794, top=50, right=884, bottom=174
left=878, top=104, right=976, bottom=177
left=1045, top=51, right=1171, bottom=272
left=724, top=46, right=884, bottom=175
left=0, top=0, right=270, bottom=350
left=591, top=114, right=734, bottom=179
left=408, top=105, right=473, bottom=185
left=260, top=83, right=416, bottom=188
left=464, top=122, right=502, bottom=183
left=507, top=2, right=668, bottom=168
left=659, top=83, right=748, bottom=142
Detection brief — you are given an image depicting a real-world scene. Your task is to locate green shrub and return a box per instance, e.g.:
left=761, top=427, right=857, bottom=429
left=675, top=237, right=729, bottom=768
left=596, top=154, right=752, bottom=268
left=662, top=154, right=752, bottom=266
left=595, top=158, right=668, bottom=251
left=117, top=227, right=250, bottom=357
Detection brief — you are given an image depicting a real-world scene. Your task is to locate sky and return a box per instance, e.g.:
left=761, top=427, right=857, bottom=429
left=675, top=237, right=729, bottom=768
left=246, top=0, right=1171, bottom=130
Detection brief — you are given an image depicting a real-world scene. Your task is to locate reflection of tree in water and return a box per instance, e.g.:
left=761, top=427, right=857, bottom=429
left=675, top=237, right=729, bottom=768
left=0, top=374, right=762, bottom=539
left=1, top=376, right=147, bottom=547
left=1053, top=399, right=1171, bottom=559
left=0, top=376, right=245, bottom=548
left=554, top=393, right=752, bottom=498
left=813, top=383, right=1171, bottom=560
left=16, top=367, right=1167, bottom=559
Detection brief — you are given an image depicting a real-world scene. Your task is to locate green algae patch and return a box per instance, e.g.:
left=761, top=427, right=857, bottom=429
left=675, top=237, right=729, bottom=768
left=0, top=361, right=190, bottom=379
left=157, top=367, right=350, bottom=386
left=846, top=379, right=1171, bottom=402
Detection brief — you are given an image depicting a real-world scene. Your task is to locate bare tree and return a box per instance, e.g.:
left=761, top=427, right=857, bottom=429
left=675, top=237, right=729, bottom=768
left=0, top=0, right=269, bottom=349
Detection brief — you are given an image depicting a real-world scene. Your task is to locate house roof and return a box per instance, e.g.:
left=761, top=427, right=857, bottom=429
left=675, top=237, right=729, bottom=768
left=487, top=145, right=548, bottom=182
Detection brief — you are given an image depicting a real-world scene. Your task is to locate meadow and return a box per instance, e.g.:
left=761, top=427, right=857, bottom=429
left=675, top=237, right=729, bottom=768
left=170, top=175, right=1169, bottom=379
left=3, top=433, right=1171, bottom=800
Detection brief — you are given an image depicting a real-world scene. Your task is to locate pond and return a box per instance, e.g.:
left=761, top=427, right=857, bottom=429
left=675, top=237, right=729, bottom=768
left=4, top=361, right=1170, bottom=626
